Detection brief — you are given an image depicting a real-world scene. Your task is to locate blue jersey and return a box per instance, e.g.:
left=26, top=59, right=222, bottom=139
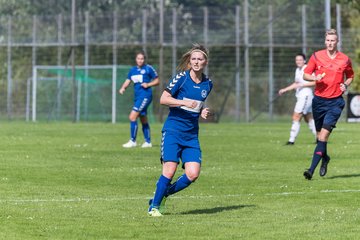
left=162, top=70, right=213, bottom=135
left=127, top=64, right=158, bottom=98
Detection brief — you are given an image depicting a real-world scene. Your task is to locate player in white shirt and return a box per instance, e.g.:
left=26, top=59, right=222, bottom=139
left=278, top=53, right=316, bottom=145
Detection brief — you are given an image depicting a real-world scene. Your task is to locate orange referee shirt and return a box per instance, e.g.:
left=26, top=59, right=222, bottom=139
left=304, top=49, right=354, bottom=99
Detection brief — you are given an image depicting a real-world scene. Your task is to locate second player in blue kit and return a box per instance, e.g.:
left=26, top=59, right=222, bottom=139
left=119, top=51, right=159, bottom=148
left=148, top=44, right=213, bottom=217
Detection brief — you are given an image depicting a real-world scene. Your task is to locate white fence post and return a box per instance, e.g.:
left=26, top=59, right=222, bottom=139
left=268, top=5, right=274, bottom=121
left=32, top=66, right=37, bottom=122
left=112, top=11, right=118, bottom=124
left=244, top=0, right=250, bottom=122
left=235, top=5, right=241, bottom=122
left=7, top=16, right=12, bottom=120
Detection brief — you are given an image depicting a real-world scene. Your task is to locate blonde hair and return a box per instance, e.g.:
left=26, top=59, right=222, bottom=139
left=325, top=29, right=338, bottom=38
left=177, top=43, right=209, bottom=72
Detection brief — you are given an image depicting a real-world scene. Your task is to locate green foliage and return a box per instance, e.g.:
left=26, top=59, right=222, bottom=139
left=0, top=0, right=162, bottom=16
left=343, top=1, right=360, bottom=92
left=1, top=122, right=360, bottom=239
left=0, top=0, right=359, bottom=119
left=172, top=0, right=239, bottom=7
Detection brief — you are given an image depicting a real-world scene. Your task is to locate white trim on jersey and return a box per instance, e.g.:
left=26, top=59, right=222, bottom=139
left=167, top=71, right=186, bottom=91
left=131, top=74, right=143, bottom=83
left=180, top=98, right=204, bottom=113
left=139, top=98, right=149, bottom=111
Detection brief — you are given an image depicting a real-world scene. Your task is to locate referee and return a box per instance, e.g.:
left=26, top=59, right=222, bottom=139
left=302, top=29, right=354, bottom=180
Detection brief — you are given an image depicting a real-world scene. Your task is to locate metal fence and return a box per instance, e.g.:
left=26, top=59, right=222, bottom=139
left=0, top=0, right=357, bottom=122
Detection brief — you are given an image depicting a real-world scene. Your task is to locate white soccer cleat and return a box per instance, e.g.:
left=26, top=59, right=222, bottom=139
left=122, top=140, right=137, bottom=148
left=141, top=142, right=152, bottom=148
left=148, top=208, right=162, bottom=217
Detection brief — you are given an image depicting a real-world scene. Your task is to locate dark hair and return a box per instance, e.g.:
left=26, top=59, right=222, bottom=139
left=296, top=53, right=306, bottom=61
left=135, top=50, right=147, bottom=60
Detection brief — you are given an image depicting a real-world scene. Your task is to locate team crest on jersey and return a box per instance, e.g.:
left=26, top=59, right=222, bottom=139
left=201, top=90, right=207, bottom=98
left=140, top=69, right=146, bottom=74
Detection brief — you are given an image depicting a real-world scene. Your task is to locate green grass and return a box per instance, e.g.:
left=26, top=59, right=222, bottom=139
left=1, top=122, right=360, bottom=239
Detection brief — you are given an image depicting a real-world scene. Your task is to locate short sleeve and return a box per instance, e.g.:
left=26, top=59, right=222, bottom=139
left=165, top=72, right=186, bottom=96
left=209, top=80, right=213, bottom=93
left=304, top=54, right=317, bottom=75
left=345, top=58, right=355, bottom=79
left=147, top=65, right=158, bottom=79
left=127, top=68, right=132, bottom=80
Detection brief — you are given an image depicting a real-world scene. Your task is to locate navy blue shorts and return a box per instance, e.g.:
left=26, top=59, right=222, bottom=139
left=132, top=96, right=152, bottom=116
left=312, top=95, right=345, bottom=132
left=160, top=131, right=202, bottom=168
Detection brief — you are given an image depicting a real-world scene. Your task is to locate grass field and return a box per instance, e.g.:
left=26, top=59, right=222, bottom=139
left=1, top=122, right=360, bottom=239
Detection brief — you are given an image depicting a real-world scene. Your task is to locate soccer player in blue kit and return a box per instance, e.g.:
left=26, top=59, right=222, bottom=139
left=148, top=44, right=213, bottom=217
left=119, top=51, right=159, bottom=148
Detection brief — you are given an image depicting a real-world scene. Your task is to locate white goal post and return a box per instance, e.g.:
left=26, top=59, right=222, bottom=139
left=31, top=65, right=119, bottom=123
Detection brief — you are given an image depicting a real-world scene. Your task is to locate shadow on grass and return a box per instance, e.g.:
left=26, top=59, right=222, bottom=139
left=178, top=204, right=256, bottom=215
left=327, top=174, right=360, bottom=179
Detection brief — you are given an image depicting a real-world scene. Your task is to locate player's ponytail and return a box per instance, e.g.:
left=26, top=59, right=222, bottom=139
left=177, top=43, right=209, bottom=72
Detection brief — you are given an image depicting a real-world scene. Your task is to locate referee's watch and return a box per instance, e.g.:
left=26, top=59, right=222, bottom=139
left=344, top=83, right=349, bottom=89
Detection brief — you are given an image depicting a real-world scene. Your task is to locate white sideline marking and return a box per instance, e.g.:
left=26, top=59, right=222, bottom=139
left=1, top=189, right=360, bottom=204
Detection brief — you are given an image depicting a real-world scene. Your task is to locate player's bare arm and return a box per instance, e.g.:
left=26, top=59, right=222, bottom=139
left=160, top=90, right=197, bottom=108
left=303, top=72, right=325, bottom=82
left=301, top=81, right=316, bottom=87
left=141, top=77, right=160, bottom=89
left=340, top=77, right=354, bottom=92
left=119, top=79, right=131, bottom=94
left=201, top=108, right=210, bottom=119
left=279, top=82, right=299, bottom=95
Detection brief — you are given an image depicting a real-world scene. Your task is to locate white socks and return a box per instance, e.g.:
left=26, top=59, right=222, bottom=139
left=289, top=121, right=300, bottom=143
left=308, top=119, right=317, bottom=138
left=289, top=119, right=317, bottom=143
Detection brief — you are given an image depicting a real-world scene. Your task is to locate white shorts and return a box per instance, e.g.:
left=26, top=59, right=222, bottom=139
left=294, top=95, right=313, bottom=114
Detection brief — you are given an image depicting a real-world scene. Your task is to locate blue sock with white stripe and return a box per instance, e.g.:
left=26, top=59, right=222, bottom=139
left=152, top=175, right=171, bottom=208
left=166, top=174, right=192, bottom=197
left=130, top=121, right=138, bottom=141
left=142, top=123, right=151, bottom=143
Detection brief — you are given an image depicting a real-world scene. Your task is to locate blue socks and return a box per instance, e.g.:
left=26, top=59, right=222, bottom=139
left=152, top=175, right=171, bottom=208
left=142, top=123, right=151, bottom=143
left=130, top=121, right=151, bottom=143
left=309, top=140, right=327, bottom=173
left=151, top=174, right=193, bottom=208
left=166, top=174, right=192, bottom=197
left=130, top=121, right=138, bottom=141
